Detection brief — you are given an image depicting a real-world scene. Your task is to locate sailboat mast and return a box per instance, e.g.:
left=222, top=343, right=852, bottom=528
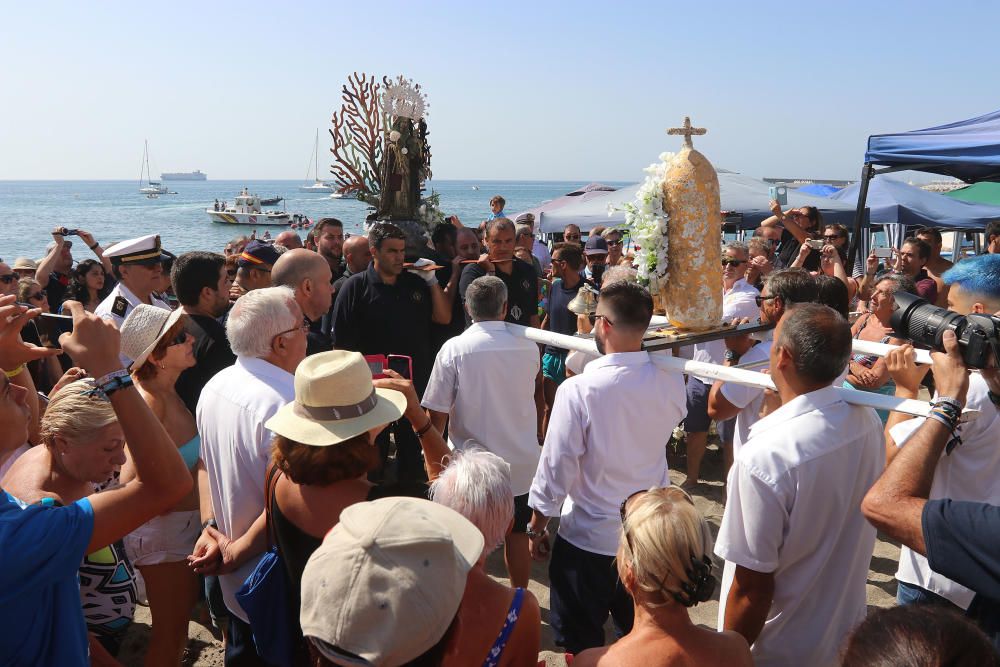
left=314, top=129, right=320, bottom=183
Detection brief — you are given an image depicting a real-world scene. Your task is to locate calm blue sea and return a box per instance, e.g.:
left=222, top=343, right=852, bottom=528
left=0, top=180, right=629, bottom=261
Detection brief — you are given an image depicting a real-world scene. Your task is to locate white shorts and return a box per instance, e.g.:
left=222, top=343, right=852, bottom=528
left=125, top=510, right=200, bottom=567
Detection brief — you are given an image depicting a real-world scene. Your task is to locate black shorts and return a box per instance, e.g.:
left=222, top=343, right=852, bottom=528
left=510, top=493, right=533, bottom=534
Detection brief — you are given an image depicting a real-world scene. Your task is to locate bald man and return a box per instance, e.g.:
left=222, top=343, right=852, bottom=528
left=272, top=248, right=334, bottom=355
left=274, top=230, right=303, bottom=250
left=332, top=235, right=373, bottom=293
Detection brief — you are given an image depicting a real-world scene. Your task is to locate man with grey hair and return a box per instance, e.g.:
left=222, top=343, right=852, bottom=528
left=422, top=275, right=540, bottom=588
left=192, top=286, right=307, bottom=664
left=715, top=303, right=883, bottom=666
left=515, top=223, right=543, bottom=276
left=515, top=212, right=551, bottom=271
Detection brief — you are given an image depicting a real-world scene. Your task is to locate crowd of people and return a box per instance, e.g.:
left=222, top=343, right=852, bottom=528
left=1, top=204, right=1000, bottom=666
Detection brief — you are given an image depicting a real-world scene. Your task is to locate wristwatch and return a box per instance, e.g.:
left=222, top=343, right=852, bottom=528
left=525, top=524, right=548, bottom=539
left=202, top=518, right=218, bottom=531
left=724, top=350, right=740, bottom=364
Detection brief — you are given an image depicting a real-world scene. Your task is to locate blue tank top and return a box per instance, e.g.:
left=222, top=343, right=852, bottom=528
left=178, top=435, right=200, bottom=468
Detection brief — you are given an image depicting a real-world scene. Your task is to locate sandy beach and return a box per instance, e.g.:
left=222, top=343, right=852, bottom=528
left=117, top=440, right=899, bottom=666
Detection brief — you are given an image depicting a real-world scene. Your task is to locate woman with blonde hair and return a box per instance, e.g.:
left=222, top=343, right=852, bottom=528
left=2, top=379, right=138, bottom=662
left=119, top=304, right=201, bottom=666
left=574, top=486, right=752, bottom=667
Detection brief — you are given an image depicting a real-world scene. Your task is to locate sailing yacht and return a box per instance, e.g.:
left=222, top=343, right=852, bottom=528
left=138, top=140, right=169, bottom=194
left=299, top=129, right=335, bottom=193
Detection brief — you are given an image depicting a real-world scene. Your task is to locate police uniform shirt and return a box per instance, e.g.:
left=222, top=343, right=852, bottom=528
left=94, top=283, right=170, bottom=365
left=329, top=264, right=433, bottom=393
left=459, top=258, right=538, bottom=328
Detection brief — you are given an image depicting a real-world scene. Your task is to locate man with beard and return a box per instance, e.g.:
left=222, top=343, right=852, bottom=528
left=526, top=281, right=688, bottom=653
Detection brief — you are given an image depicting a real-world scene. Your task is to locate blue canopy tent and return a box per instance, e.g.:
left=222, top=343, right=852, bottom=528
left=832, top=176, right=1000, bottom=249
left=848, top=108, right=1000, bottom=265
left=537, top=171, right=860, bottom=233
left=796, top=183, right=841, bottom=197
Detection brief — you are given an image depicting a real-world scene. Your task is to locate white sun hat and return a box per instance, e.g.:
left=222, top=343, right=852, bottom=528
left=119, top=304, right=186, bottom=371
left=300, top=497, right=484, bottom=666
left=264, top=350, right=408, bottom=447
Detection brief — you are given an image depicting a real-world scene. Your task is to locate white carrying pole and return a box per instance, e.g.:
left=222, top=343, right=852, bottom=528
left=508, top=324, right=950, bottom=420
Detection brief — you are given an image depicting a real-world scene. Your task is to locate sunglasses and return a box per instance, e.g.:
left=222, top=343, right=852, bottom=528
left=822, top=235, right=844, bottom=241
left=721, top=258, right=746, bottom=267
left=607, top=239, right=623, bottom=246
left=587, top=313, right=614, bottom=326
left=28, top=290, right=47, bottom=301
left=0, top=274, right=16, bottom=284
left=754, top=294, right=778, bottom=307
left=565, top=235, right=581, bottom=241
left=168, top=331, right=189, bottom=347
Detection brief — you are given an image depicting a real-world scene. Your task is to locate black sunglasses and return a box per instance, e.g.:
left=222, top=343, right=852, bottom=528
left=168, top=331, right=189, bottom=347
left=0, top=274, right=17, bottom=284
left=588, top=313, right=614, bottom=326
left=721, top=258, right=746, bottom=267
left=755, top=294, right=779, bottom=307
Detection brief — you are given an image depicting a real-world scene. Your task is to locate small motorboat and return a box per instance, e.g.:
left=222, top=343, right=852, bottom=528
left=328, top=192, right=344, bottom=200
left=260, top=196, right=283, bottom=206
left=207, top=188, right=299, bottom=226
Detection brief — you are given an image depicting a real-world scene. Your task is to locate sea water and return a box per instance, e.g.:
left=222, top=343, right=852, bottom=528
left=0, top=180, right=630, bottom=261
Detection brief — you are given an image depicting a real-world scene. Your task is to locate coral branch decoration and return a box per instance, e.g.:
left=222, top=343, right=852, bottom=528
left=329, top=72, right=385, bottom=204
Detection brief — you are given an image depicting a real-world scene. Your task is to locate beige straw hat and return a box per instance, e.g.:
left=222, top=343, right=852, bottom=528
left=119, top=304, right=186, bottom=370
left=12, top=257, right=38, bottom=271
left=265, top=351, right=408, bottom=447
left=300, top=497, right=484, bottom=666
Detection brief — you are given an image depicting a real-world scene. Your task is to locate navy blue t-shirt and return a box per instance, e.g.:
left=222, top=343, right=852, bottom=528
left=0, top=491, right=95, bottom=665
left=545, top=278, right=582, bottom=356
left=923, top=498, right=1000, bottom=648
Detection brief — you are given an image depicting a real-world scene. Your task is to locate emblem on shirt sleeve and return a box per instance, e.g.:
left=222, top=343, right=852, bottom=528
left=522, top=280, right=530, bottom=291
left=412, top=291, right=423, bottom=302
left=111, top=296, right=129, bottom=318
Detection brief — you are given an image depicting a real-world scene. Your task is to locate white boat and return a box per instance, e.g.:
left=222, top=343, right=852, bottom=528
left=207, top=189, right=305, bottom=227
left=138, top=140, right=169, bottom=194
left=328, top=192, right=345, bottom=199
left=299, top=129, right=336, bottom=193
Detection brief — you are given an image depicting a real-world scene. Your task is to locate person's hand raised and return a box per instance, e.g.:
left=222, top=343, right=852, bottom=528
left=769, top=199, right=783, bottom=217
left=0, top=295, right=60, bottom=370
left=58, top=300, right=122, bottom=378
left=866, top=251, right=880, bottom=276
left=930, top=330, right=970, bottom=406
left=885, top=343, right=929, bottom=396
left=373, top=369, right=421, bottom=424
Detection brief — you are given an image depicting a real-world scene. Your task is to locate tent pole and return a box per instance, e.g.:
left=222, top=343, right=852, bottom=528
left=847, top=162, right=875, bottom=269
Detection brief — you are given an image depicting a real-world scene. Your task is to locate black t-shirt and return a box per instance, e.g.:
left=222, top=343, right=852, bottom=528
left=923, top=498, right=1000, bottom=648
left=329, top=264, right=433, bottom=393
left=459, top=258, right=538, bottom=328
left=45, top=272, right=70, bottom=310
left=774, top=228, right=821, bottom=271
left=545, top=278, right=582, bottom=356
left=419, top=248, right=464, bottom=353
left=175, top=313, right=236, bottom=415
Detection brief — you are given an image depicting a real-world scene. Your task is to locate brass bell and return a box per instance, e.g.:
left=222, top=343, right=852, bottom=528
left=567, top=283, right=599, bottom=315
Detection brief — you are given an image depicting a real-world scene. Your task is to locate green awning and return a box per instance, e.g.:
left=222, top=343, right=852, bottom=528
left=944, top=182, right=1000, bottom=206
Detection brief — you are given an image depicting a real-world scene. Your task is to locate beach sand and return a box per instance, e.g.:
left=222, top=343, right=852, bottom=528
left=117, top=441, right=900, bottom=666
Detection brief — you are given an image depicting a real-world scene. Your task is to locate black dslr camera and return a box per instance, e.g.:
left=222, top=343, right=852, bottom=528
left=890, top=291, right=1000, bottom=370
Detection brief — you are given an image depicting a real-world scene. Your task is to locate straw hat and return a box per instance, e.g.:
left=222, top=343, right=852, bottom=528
left=119, top=304, right=185, bottom=370
left=11, top=257, right=38, bottom=272
left=300, top=497, right=483, bottom=666
left=265, top=351, right=408, bottom=447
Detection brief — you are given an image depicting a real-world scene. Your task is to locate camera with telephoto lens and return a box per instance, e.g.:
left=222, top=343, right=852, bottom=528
left=889, top=291, right=1000, bottom=370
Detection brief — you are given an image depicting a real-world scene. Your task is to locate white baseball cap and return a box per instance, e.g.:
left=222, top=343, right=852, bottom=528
left=300, top=497, right=484, bottom=666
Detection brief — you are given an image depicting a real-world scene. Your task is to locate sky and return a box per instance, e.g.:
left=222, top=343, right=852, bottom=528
left=1, top=0, right=998, bottom=183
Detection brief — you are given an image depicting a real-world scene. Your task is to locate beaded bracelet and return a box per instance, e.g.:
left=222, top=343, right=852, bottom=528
left=93, top=368, right=129, bottom=387
left=4, top=364, right=26, bottom=379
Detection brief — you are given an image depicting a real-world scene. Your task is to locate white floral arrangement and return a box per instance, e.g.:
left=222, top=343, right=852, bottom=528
left=382, top=76, right=428, bottom=121
left=417, top=191, right=446, bottom=228
left=610, top=151, right=674, bottom=284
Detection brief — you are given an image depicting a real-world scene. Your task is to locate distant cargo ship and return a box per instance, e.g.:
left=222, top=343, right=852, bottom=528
left=161, top=170, right=207, bottom=181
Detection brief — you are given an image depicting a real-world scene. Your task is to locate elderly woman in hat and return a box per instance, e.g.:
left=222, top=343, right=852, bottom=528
left=241, top=350, right=451, bottom=662
left=118, top=304, right=201, bottom=667
left=573, top=487, right=752, bottom=667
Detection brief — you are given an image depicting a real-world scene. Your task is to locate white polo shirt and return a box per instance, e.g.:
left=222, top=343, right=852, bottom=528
left=529, top=351, right=687, bottom=556
left=421, top=320, right=541, bottom=496
left=689, top=279, right=760, bottom=385
left=890, top=374, right=1000, bottom=609
left=716, top=386, right=883, bottom=667
left=197, top=356, right=295, bottom=622
left=718, top=340, right=771, bottom=456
